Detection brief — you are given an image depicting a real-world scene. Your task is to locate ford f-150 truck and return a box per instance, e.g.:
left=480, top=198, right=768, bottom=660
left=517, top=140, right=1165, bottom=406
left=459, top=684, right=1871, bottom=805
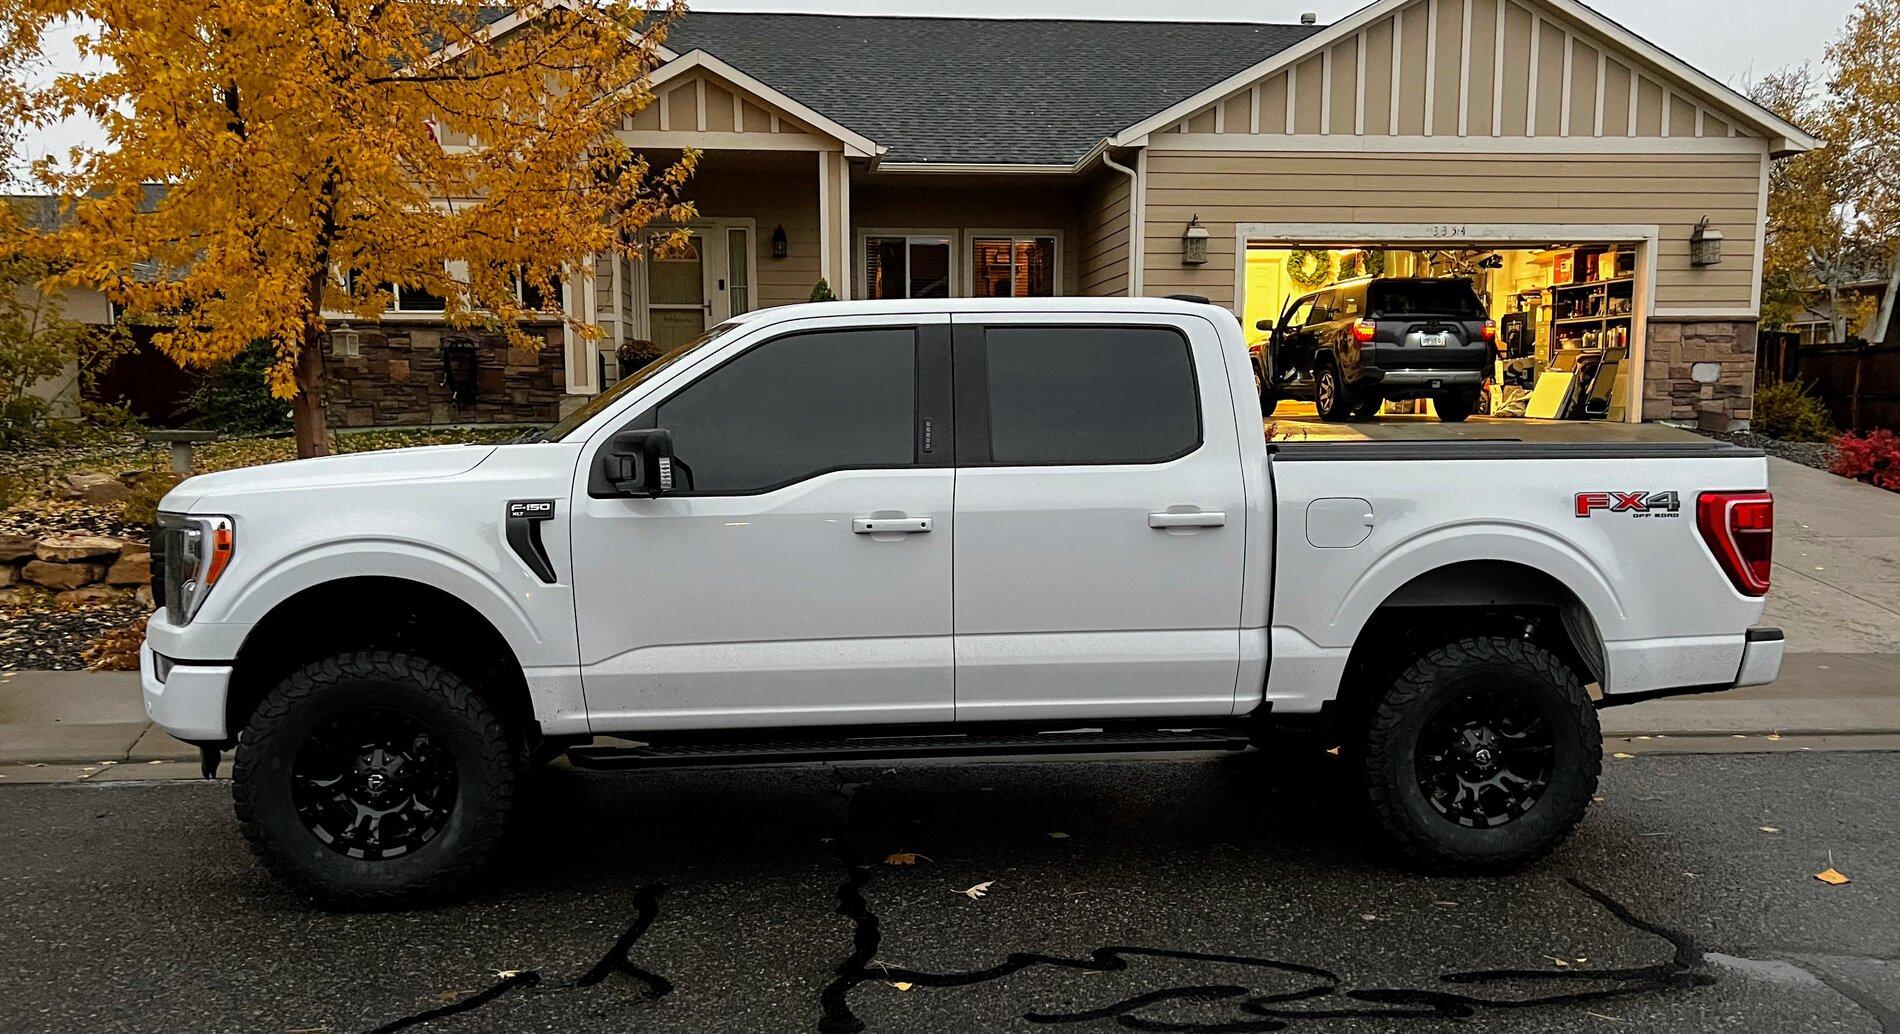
left=142, top=298, right=1783, bottom=907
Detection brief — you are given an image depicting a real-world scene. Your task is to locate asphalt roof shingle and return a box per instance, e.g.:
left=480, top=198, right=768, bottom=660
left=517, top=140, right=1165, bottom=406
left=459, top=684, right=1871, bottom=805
left=664, top=12, right=1325, bottom=165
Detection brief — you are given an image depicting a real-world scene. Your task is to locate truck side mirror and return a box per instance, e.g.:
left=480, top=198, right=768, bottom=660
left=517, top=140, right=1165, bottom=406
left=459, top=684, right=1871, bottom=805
left=599, top=428, right=676, bottom=497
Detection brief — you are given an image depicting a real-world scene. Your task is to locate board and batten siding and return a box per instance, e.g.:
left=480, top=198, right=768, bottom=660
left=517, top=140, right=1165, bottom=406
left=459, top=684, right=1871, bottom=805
left=1141, top=149, right=1765, bottom=315
left=1162, top=0, right=1751, bottom=142
left=620, top=68, right=821, bottom=141
left=1079, top=169, right=1134, bottom=297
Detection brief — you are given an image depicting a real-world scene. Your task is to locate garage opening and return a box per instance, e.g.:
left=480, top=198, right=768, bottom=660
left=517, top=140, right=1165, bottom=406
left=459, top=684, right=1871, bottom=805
left=1241, top=237, right=1647, bottom=423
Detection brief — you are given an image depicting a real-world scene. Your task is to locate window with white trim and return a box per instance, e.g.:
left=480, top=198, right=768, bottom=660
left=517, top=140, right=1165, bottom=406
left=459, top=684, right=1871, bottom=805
left=969, top=235, right=1057, bottom=298
left=864, top=234, right=952, bottom=299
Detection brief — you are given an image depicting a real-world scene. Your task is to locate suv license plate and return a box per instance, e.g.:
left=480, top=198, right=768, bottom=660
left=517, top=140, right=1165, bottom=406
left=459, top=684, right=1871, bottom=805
left=1420, top=332, right=1450, bottom=347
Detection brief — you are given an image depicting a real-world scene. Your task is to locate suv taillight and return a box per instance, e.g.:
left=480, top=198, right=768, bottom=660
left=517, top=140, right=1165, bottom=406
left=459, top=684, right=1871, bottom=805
left=1697, top=491, right=1773, bottom=596
left=1482, top=319, right=1498, bottom=342
left=1351, top=318, right=1376, bottom=343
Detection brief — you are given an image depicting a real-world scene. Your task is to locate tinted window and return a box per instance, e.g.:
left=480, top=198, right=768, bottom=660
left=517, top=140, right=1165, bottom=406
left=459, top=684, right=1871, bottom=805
left=1369, top=280, right=1484, bottom=318
left=656, top=328, right=917, bottom=492
left=1340, top=285, right=1365, bottom=316
left=1282, top=297, right=1315, bottom=327
left=983, top=326, right=1199, bottom=465
left=1307, top=291, right=1337, bottom=325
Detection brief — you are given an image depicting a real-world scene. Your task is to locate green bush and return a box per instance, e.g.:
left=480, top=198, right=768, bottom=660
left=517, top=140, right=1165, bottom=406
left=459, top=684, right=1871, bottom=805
left=1752, top=380, right=1834, bottom=442
left=809, top=279, right=836, bottom=302
left=183, top=339, right=291, bottom=434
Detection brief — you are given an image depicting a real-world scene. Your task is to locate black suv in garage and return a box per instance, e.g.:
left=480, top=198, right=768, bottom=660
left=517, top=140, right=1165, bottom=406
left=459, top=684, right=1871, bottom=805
left=1252, top=277, right=1496, bottom=422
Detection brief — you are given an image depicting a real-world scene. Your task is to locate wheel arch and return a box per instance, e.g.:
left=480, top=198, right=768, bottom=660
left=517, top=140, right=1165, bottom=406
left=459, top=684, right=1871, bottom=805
left=1325, top=558, right=1610, bottom=743
left=223, top=576, right=539, bottom=751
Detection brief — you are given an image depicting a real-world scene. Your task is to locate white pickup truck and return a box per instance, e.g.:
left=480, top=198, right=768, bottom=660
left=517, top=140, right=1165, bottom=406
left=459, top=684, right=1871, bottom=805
left=142, top=298, right=1783, bottom=906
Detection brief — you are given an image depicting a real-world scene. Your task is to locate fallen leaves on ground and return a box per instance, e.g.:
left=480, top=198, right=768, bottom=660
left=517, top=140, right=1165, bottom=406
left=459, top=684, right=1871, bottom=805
left=961, top=881, right=994, bottom=900
left=884, top=852, right=928, bottom=865
left=1759, top=826, right=1780, bottom=834
left=1815, top=868, right=1851, bottom=886
left=1611, top=752, right=1635, bottom=759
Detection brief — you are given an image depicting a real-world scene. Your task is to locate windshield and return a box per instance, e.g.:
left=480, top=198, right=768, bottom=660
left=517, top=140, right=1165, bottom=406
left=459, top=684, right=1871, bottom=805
left=537, top=322, right=743, bottom=442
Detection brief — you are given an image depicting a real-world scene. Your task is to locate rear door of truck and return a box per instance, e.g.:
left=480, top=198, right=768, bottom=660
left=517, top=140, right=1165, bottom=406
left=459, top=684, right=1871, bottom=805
left=948, top=312, right=1249, bottom=721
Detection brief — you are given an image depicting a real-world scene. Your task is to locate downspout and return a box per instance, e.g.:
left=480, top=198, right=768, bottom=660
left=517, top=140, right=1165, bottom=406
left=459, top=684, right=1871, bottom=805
left=1101, top=149, right=1142, bottom=298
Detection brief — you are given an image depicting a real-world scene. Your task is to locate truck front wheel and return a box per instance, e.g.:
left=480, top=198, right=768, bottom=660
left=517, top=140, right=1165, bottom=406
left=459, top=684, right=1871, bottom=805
left=1360, top=636, right=1600, bottom=873
left=232, top=651, right=516, bottom=908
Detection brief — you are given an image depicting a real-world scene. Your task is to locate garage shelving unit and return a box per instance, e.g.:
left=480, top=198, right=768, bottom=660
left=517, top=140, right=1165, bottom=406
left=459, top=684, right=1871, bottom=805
left=1547, top=245, right=1637, bottom=356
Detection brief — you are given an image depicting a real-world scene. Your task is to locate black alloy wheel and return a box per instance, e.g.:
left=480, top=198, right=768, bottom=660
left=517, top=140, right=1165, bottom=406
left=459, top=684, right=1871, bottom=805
left=1413, top=686, right=1555, bottom=829
left=292, top=707, right=458, bottom=860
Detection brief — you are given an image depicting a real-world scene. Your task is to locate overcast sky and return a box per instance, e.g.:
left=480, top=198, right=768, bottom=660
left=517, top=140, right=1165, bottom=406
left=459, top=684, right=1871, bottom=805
left=12, top=0, right=1855, bottom=172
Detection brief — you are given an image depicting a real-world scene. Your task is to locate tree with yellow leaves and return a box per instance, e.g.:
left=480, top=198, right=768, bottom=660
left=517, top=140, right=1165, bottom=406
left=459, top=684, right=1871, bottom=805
left=1751, top=66, right=1869, bottom=339
left=1832, top=0, right=1900, bottom=341
left=1, top=0, right=696, bottom=456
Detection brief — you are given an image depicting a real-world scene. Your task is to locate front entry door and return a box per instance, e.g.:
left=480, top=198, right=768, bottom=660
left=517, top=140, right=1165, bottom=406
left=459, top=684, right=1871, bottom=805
left=950, top=315, right=1248, bottom=722
left=645, top=226, right=753, bottom=350
left=572, top=315, right=956, bottom=731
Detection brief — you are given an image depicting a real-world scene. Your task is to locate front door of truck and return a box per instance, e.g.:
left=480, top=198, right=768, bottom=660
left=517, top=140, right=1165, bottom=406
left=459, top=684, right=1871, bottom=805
left=949, top=314, right=1248, bottom=721
left=571, top=315, right=955, bottom=730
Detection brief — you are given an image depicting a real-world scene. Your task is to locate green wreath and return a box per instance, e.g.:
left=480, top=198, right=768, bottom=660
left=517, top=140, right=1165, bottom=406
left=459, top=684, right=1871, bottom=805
left=1286, top=249, right=1334, bottom=288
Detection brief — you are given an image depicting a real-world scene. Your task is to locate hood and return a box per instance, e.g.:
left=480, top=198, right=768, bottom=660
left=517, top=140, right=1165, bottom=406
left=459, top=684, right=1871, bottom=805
left=160, top=444, right=497, bottom=510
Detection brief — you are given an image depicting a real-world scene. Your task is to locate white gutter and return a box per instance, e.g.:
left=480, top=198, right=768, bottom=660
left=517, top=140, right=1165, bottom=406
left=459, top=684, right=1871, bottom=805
left=1100, top=150, right=1142, bottom=297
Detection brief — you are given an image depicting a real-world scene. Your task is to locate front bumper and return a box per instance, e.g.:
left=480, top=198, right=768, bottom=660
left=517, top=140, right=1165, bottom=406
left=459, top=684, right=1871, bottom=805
left=140, top=639, right=233, bottom=742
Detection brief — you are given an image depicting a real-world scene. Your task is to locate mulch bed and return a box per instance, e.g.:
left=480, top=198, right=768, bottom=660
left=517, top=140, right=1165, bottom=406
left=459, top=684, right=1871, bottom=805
left=1692, top=429, right=1834, bottom=471
left=0, top=597, right=149, bottom=671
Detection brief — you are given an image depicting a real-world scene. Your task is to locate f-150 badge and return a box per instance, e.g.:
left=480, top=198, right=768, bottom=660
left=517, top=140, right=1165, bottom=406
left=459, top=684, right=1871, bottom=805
left=1575, top=491, right=1681, bottom=518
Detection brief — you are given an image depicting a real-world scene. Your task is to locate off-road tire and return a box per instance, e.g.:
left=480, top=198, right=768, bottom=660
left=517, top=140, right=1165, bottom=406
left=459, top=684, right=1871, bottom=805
left=1315, top=359, right=1354, bottom=421
left=232, top=651, right=516, bottom=909
left=1348, top=394, right=1385, bottom=421
left=1360, top=636, right=1599, bottom=873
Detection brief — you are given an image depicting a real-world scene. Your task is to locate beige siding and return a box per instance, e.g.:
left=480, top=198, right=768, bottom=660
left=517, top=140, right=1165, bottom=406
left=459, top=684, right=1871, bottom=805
left=1140, top=149, right=1764, bottom=313
left=1171, top=0, right=1756, bottom=142
left=1080, top=169, right=1134, bottom=297
left=671, top=152, right=823, bottom=309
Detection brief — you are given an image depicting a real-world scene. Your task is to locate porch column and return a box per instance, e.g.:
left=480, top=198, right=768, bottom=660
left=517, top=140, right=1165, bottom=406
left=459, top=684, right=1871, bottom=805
left=817, top=150, right=851, bottom=300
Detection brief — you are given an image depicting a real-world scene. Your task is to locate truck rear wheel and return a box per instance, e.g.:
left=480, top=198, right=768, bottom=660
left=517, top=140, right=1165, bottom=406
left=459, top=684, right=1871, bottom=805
left=1359, top=636, right=1599, bottom=873
left=232, top=651, right=516, bottom=908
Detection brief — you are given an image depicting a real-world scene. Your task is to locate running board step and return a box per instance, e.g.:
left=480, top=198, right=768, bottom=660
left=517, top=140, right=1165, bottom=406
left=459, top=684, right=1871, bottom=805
left=566, top=728, right=1251, bottom=769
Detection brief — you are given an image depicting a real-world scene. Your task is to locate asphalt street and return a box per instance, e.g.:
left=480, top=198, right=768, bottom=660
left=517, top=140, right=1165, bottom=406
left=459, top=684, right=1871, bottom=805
left=0, top=749, right=1895, bottom=1034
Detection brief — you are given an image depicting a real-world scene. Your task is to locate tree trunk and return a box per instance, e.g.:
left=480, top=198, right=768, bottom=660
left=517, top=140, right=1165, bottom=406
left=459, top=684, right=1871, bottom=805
left=291, top=327, right=330, bottom=458
left=1872, top=243, right=1900, bottom=345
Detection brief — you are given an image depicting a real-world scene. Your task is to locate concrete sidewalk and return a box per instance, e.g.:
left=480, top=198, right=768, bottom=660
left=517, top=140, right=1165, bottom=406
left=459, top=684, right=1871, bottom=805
left=1, top=655, right=1895, bottom=771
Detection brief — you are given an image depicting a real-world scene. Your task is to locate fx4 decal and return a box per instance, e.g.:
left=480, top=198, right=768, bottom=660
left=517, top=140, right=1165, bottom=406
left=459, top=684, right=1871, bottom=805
left=1575, top=491, right=1682, bottom=519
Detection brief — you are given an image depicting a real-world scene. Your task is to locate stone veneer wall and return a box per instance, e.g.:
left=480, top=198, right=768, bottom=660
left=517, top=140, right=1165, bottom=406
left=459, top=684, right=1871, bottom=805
left=1641, top=319, right=1760, bottom=431
left=325, top=323, right=567, bottom=428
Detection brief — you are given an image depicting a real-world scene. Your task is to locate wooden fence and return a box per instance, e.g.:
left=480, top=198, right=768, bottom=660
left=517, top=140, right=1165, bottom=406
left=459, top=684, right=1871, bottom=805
left=1757, top=332, right=1900, bottom=431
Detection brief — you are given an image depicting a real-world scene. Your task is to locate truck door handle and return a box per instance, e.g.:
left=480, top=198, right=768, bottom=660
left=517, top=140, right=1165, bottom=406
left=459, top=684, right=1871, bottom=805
left=1148, top=511, right=1226, bottom=529
left=853, top=517, right=932, bottom=534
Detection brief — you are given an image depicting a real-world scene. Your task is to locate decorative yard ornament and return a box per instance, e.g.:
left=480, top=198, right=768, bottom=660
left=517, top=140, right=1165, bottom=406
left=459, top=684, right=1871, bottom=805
left=1287, top=249, right=1335, bottom=288
left=1690, top=218, right=1726, bottom=267
left=1181, top=215, right=1211, bottom=266
left=1, top=0, right=698, bottom=457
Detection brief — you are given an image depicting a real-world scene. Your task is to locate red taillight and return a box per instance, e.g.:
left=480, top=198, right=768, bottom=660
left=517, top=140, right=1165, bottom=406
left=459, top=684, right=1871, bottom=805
left=1697, top=491, right=1773, bottom=596
left=1352, top=318, right=1376, bottom=343
left=1482, top=319, right=1497, bottom=342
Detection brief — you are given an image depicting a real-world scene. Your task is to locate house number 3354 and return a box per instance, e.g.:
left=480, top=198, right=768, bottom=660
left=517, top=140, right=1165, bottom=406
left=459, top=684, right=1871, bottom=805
left=1426, top=225, right=1468, bottom=238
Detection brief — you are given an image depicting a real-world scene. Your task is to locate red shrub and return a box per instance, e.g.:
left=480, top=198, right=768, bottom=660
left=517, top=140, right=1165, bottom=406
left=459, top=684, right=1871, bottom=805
left=1830, top=430, right=1900, bottom=491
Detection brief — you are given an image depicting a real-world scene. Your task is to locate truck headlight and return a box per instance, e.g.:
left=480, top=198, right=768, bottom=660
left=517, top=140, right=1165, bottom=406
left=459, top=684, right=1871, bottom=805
left=154, top=513, right=235, bottom=624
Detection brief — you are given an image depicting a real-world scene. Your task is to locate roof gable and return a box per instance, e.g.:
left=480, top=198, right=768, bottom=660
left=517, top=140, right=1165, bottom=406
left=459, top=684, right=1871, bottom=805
left=1115, top=0, right=1818, bottom=154
left=627, top=51, right=881, bottom=158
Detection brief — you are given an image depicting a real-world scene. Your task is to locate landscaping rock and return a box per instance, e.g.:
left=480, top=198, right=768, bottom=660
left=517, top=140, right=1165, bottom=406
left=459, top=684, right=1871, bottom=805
left=0, top=565, right=16, bottom=586
left=105, top=550, right=152, bottom=587
left=34, top=535, right=125, bottom=563
left=0, top=534, right=36, bottom=563
left=56, top=585, right=130, bottom=608
left=135, top=585, right=155, bottom=608
left=22, top=560, right=101, bottom=590
left=64, top=472, right=132, bottom=504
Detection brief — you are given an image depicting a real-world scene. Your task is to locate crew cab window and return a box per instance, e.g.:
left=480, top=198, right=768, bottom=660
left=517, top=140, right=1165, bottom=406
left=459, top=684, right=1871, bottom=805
left=656, top=327, right=917, bottom=493
left=1307, top=291, right=1338, bottom=324
left=982, top=326, right=1199, bottom=465
left=1282, top=297, right=1316, bottom=327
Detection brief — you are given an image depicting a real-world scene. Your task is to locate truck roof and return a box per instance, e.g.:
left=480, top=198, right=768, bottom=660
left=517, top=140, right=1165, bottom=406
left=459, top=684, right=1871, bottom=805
left=725, top=296, right=1232, bottom=326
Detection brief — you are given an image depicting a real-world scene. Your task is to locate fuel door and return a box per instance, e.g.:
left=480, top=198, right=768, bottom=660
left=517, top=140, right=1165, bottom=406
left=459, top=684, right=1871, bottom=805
left=1306, top=497, right=1375, bottom=549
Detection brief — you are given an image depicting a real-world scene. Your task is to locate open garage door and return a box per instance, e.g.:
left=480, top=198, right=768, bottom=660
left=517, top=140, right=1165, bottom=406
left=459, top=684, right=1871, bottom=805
left=1238, top=225, right=1653, bottom=424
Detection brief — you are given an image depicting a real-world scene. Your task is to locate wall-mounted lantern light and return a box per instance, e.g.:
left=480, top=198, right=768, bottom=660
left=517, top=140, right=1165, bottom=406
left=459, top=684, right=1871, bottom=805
left=1181, top=215, right=1210, bottom=266
left=329, top=323, right=361, bottom=358
left=1690, top=217, right=1725, bottom=267
left=771, top=224, right=789, bottom=259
